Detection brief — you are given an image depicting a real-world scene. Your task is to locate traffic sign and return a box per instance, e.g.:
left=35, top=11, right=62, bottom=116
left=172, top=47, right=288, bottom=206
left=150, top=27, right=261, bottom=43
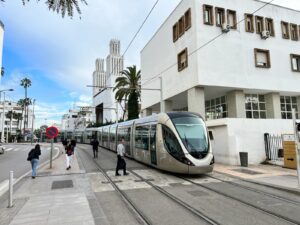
left=46, top=126, right=59, bottom=139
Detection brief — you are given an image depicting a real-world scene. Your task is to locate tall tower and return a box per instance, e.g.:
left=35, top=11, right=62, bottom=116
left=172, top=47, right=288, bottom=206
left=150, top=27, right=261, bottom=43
left=106, top=39, right=123, bottom=82
left=92, top=58, right=105, bottom=96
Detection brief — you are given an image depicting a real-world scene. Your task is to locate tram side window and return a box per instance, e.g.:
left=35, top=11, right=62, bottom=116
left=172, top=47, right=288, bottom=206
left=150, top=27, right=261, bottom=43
left=87, top=131, right=93, bottom=139
left=110, top=128, right=116, bottom=142
left=150, top=125, right=156, bottom=151
left=162, top=125, right=184, bottom=161
left=135, top=126, right=149, bottom=150
left=118, top=127, right=131, bottom=142
left=103, top=130, right=108, bottom=142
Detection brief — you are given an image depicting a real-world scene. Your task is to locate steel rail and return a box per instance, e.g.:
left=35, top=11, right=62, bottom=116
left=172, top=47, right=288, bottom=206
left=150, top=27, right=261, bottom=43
left=179, top=176, right=299, bottom=225
left=130, top=170, right=221, bottom=225
left=77, top=146, right=152, bottom=225
left=205, top=173, right=300, bottom=206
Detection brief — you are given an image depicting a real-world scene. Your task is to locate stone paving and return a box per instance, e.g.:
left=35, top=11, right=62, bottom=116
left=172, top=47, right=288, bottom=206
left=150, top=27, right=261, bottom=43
left=0, top=149, right=96, bottom=225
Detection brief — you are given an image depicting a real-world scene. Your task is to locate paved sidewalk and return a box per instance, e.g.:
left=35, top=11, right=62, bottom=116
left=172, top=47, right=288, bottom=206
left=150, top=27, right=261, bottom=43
left=214, top=163, right=300, bottom=193
left=0, top=150, right=96, bottom=225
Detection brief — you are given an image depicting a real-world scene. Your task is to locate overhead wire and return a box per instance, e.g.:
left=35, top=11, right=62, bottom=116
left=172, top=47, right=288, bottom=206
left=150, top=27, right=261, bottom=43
left=141, top=0, right=276, bottom=86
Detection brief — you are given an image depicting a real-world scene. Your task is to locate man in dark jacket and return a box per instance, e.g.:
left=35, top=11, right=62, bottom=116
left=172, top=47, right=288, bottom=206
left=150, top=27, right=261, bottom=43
left=28, top=144, right=41, bottom=179
left=91, top=138, right=99, bottom=159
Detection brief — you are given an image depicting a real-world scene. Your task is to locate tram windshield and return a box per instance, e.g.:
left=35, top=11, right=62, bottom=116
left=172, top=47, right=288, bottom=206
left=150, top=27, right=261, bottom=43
left=171, top=116, right=209, bottom=159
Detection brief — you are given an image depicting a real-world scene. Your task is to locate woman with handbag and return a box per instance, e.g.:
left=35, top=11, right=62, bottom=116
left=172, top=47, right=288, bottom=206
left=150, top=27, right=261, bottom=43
left=27, top=144, right=41, bottom=179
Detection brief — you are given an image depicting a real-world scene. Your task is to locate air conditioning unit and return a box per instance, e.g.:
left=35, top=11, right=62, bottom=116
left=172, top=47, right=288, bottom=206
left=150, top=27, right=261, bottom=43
left=221, top=23, right=230, bottom=33
left=261, top=30, right=270, bottom=39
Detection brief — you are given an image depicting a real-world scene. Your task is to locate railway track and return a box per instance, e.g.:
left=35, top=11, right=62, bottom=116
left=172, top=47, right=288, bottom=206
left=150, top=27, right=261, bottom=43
left=78, top=146, right=151, bottom=225
left=206, top=173, right=300, bottom=206
left=179, top=176, right=300, bottom=225
left=130, top=170, right=221, bottom=225
left=79, top=146, right=219, bottom=225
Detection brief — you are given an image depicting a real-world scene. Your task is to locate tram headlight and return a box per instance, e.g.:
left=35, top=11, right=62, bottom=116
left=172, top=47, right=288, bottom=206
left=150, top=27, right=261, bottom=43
left=182, top=157, right=195, bottom=166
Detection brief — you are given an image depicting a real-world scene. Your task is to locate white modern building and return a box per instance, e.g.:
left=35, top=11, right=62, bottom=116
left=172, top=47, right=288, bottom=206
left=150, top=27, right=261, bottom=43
left=141, top=0, right=300, bottom=165
left=0, top=101, right=33, bottom=140
left=61, top=107, right=94, bottom=131
left=93, top=39, right=124, bottom=124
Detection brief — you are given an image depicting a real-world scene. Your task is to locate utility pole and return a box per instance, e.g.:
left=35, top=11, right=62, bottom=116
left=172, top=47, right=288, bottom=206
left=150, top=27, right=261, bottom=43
left=292, top=108, right=300, bottom=188
left=31, top=99, right=35, bottom=144
left=1, top=92, right=5, bottom=143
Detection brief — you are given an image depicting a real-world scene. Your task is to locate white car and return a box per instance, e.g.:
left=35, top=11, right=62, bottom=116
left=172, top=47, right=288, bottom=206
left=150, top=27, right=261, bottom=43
left=0, top=144, right=4, bottom=154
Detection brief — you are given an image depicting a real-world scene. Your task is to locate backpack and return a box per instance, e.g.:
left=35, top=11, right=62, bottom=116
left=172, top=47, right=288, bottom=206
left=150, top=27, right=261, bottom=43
left=27, top=149, right=35, bottom=161
left=66, top=146, right=73, bottom=156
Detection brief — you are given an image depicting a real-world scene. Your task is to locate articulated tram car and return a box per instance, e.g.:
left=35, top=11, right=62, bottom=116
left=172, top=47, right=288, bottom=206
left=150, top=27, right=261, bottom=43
left=79, top=112, right=214, bottom=174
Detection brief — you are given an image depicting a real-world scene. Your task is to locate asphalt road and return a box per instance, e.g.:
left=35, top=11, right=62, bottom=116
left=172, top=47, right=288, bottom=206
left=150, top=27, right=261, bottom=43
left=0, top=143, right=60, bottom=183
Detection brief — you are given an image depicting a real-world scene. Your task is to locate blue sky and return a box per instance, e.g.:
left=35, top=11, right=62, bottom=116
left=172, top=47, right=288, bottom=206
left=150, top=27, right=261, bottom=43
left=0, top=0, right=299, bottom=128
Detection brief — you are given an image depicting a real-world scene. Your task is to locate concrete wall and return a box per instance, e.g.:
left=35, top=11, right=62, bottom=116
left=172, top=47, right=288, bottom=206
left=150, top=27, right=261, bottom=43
left=196, top=0, right=300, bottom=93
left=207, top=118, right=294, bottom=165
left=141, top=0, right=198, bottom=110
left=141, top=0, right=300, bottom=110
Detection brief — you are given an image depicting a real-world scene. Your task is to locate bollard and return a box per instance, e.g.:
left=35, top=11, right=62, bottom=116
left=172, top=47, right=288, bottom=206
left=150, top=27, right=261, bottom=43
left=8, top=171, right=13, bottom=208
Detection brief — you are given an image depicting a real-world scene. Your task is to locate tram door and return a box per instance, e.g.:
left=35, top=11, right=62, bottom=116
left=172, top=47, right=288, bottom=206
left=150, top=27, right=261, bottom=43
left=150, top=125, right=157, bottom=165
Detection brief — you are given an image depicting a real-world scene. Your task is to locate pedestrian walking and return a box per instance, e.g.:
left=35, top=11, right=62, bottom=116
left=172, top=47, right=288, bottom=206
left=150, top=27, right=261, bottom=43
left=115, top=137, right=129, bottom=176
left=91, top=137, right=99, bottom=159
left=71, top=139, right=77, bottom=152
left=65, top=143, right=74, bottom=170
left=27, top=144, right=41, bottom=179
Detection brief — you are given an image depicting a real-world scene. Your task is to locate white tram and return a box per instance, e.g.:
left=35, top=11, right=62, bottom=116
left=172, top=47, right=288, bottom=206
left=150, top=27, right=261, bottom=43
left=76, top=112, right=214, bottom=174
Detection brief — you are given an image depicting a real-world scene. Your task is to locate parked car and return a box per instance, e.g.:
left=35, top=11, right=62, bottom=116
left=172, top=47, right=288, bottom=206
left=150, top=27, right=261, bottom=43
left=0, top=144, right=4, bottom=154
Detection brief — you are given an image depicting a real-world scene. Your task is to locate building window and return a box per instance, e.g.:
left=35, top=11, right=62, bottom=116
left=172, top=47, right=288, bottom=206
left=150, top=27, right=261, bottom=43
left=254, top=48, right=271, bottom=68
left=291, top=54, right=300, bottom=72
left=184, top=8, right=191, bottom=31
left=281, top=21, right=290, bottom=39
left=245, top=94, right=266, bottom=119
left=255, top=16, right=264, bottom=34
left=245, top=14, right=254, bottom=33
left=280, top=96, right=298, bottom=119
left=205, top=96, right=227, bottom=120
left=178, top=16, right=185, bottom=37
left=265, top=18, right=275, bottom=36
left=215, top=7, right=225, bottom=27
left=290, top=24, right=299, bottom=41
left=227, top=10, right=237, bottom=29
left=177, top=48, right=188, bottom=71
left=203, top=4, right=214, bottom=25
left=173, top=23, right=179, bottom=42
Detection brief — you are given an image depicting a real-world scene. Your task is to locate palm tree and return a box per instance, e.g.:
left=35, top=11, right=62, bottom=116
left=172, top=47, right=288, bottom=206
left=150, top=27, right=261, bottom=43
left=1, top=67, right=4, bottom=77
left=17, top=99, right=26, bottom=130
left=20, top=77, right=32, bottom=131
left=114, top=65, right=141, bottom=120
left=0, top=0, right=87, bottom=18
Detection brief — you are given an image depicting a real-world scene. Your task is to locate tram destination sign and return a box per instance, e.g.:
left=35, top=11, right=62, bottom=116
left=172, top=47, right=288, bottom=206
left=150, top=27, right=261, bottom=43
left=46, top=126, right=59, bottom=139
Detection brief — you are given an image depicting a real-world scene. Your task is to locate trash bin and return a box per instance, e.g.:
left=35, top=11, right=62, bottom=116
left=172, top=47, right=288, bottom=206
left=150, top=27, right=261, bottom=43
left=239, top=152, right=248, bottom=167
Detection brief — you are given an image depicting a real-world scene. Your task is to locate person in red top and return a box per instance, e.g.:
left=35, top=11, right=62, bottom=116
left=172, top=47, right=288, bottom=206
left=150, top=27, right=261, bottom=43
left=65, top=143, right=74, bottom=170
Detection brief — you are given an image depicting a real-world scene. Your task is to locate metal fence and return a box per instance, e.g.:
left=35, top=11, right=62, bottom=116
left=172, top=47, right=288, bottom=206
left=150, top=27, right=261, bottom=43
left=264, top=133, right=284, bottom=163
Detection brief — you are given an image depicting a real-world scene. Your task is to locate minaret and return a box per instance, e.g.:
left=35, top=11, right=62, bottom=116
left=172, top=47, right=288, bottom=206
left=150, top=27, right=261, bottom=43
left=106, top=39, right=123, bottom=81
left=92, top=58, right=105, bottom=95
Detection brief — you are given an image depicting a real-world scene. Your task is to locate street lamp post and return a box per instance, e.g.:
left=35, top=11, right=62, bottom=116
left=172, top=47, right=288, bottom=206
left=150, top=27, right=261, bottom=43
left=0, top=89, right=14, bottom=143
left=31, top=99, right=36, bottom=144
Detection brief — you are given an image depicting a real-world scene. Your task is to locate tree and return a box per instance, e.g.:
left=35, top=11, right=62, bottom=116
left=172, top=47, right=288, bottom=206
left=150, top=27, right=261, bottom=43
left=20, top=77, right=31, bottom=132
left=17, top=99, right=25, bottom=130
left=1, top=67, right=4, bottom=77
left=0, top=0, right=87, bottom=18
left=114, top=65, right=141, bottom=120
